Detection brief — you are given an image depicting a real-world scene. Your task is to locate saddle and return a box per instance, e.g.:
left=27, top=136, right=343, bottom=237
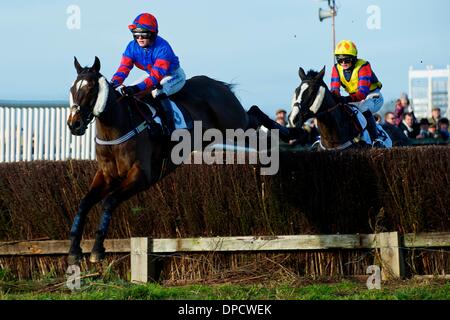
left=338, top=103, right=392, bottom=148
left=123, top=93, right=192, bottom=137
left=129, top=96, right=165, bottom=138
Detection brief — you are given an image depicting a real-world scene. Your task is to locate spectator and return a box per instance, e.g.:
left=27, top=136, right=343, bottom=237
left=428, top=107, right=442, bottom=130
left=381, top=111, right=409, bottom=146
left=428, top=125, right=437, bottom=137
left=435, top=117, right=449, bottom=141
left=275, top=109, right=287, bottom=126
left=394, top=93, right=416, bottom=126
left=399, top=112, right=419, bottom=139
left=384, top=112, right=396, bottom=126
left=416, top=118, right=433, bottom=139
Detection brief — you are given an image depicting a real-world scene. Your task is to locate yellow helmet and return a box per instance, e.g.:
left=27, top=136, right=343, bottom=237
left=334, top=40, right=358, bottom=57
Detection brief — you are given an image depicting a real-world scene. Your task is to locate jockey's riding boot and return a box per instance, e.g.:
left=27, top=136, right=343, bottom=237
left=157, top=93, right=175, bottom=135
left=247, top=105, right=296, bottom=143
left=362, top=110, right=385, bottom=148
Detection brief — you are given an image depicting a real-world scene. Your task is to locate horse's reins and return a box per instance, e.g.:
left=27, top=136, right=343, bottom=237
left=315, top=102, right=340, bottom=118
left=95, top=92, right=159, bottom=146
left=130, top=95, right=157, bottom=126
left=303, top=87, right=359, bottom=151
left=314, top=103, right=362, bottom=151
left=129, top=95, right=169, bottom=181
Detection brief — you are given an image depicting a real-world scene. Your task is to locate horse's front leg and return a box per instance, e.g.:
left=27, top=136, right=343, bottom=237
left=90, top=164, right=149, bottom=263
left=68, top=170, right=111, bottom=265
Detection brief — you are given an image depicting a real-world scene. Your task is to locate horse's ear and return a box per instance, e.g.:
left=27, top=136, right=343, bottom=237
left=298, top=67, right=307, bottom=81
left=316, top=66, right=326, bottom=80
left=92, top=56, right=101, bottom=73
left=74, top=57, right=83, bottom=74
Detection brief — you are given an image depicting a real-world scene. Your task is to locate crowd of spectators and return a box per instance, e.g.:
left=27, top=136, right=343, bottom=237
left=389, top=93, right=449, bottom=143
left=273, top=91, right=449, bottom=147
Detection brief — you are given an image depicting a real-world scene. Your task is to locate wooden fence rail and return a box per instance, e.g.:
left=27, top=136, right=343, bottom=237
left=1, top=232, right=449, bottom=282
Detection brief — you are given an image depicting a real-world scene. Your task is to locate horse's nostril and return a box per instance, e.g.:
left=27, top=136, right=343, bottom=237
left=73, top=120, right=82, bottom=130
left=68, top=119, right=82, bottom=132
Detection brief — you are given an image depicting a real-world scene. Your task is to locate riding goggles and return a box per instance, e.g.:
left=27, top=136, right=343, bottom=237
left=133, top=32, right=152, bottom=39
left=337, top=57, right=353, bottom=65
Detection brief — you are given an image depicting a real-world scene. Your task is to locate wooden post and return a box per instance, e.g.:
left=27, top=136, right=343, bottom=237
left=131, top=237, right=149, bottom=283
left=131, top=237, right=159, bottom=283
left=377, top=232, right=404, bottom=280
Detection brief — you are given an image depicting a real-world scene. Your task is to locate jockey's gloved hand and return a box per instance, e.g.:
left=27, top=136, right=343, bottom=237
left=339, top=96, right=353, bottom=105
left=331, top=93, right=341, bottom=104
left=121, top=85, right=140, bottom=96
left=111, top=79, right=121, bottom=89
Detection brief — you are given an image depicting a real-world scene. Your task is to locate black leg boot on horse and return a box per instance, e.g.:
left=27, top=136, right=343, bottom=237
left=362, top=110, right=385, bottom=148
left=68, top=171, right=110, bottom=265
left=247, top=105, right=308, bottom=143
left=90, top=197, right=118, bottom=263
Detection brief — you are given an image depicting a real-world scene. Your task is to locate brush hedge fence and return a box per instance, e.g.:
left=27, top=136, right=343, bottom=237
left=0, top=146, right=448, bottom=241
left=0, top=146, right=449, bottom=280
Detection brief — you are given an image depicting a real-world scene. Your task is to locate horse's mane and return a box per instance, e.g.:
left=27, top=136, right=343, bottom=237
left=214, top=79, right=236, bottom=92
left=306, top=70, right=320, bottom=79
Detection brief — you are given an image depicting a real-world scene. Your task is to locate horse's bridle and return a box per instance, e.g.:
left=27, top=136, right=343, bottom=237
left=294, top=81, right=360, bottom=151
left=294, top=80, right=325, bottom=123
left=71, top=72, right=101, bottom=128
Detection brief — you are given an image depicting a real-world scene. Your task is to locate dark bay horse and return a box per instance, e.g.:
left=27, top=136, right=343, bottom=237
left=288, top=67, right=392, bottom=151
left=67, top=57, right=293, bottom=264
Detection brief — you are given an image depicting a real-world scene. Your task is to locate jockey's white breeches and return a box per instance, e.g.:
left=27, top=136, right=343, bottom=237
left=152, top=67, right=186, bottom=98
left=349, top=89, right=384, bottom=113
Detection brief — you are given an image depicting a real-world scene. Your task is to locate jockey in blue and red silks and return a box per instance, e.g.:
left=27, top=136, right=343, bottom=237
left=330, top=40, right=385, bottom=147
left=111, top=13, right=186, bottom=134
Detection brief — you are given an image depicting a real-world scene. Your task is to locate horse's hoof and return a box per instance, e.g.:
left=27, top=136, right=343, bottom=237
left=89, top=251, right=105, bottom=263
left=68, top=253, right=82, bottom=265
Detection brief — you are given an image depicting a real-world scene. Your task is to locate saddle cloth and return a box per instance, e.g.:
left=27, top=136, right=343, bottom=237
left=144, top=99, right=190, bottom=130
left=349, top=106, right=392, bottom=147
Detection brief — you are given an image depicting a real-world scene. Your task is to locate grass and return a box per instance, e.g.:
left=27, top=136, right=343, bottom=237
left=1, top=278, right=449, bottom=300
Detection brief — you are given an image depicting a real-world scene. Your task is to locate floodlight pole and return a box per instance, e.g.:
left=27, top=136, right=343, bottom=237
left=329, top=0, right=336, bottom=57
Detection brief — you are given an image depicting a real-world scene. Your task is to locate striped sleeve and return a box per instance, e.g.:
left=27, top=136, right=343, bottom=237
left=111, top=55, right=134, bottom=87
left=330, top=65, right=341, bottom=96
left=137, top=47, right=173, bottom=91
left=350, top=63, right=373, bottom=102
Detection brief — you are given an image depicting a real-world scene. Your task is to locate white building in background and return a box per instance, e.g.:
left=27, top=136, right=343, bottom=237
left=409, top=65, right=450, bottom=119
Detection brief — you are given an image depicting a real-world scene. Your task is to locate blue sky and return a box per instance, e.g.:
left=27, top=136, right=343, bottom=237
left=1, top=0, right=449, bottom=116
